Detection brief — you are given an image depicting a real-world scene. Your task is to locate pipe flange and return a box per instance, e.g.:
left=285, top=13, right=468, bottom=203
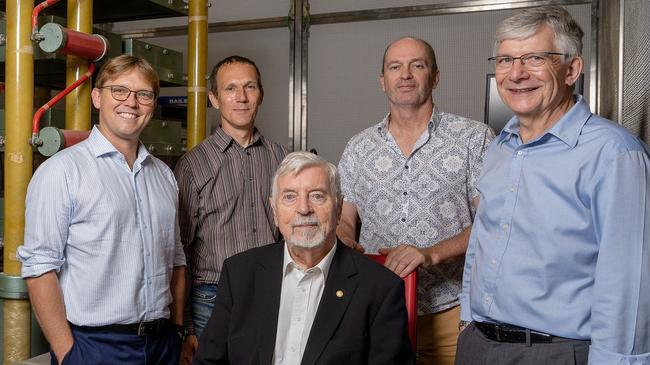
left=0, top=272, right=29, bottom=299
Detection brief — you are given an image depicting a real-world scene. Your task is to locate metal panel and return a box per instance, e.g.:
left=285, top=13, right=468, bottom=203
left=122, top=39, right=186, bottom=86
left=140, top=119, right=186, bottom=156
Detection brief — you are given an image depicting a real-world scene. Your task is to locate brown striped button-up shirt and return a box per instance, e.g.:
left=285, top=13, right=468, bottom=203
left=174, top=127, right=287, bottom=287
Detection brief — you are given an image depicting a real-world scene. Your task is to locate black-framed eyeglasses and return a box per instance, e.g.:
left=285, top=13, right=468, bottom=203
left=99, top=85, right=156, bottom=105
left=488, top=52, right=568, bottom=71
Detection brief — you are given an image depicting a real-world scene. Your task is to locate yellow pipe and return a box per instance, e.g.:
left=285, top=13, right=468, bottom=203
left=4, top=0, right=35, bottom=362
left=65, top=0, right=93, bottom=131
left=187, top=0, right=208, bottom=149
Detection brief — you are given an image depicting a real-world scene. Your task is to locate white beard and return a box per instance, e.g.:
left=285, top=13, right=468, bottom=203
left=287, top=220, right=326, bottom=248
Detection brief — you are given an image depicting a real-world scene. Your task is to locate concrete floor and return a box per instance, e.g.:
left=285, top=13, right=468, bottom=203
left=15, top=353, right=50, bottom=365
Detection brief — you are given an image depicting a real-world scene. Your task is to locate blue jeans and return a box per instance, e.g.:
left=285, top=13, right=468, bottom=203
left=191, top=283, right=218, bottom=338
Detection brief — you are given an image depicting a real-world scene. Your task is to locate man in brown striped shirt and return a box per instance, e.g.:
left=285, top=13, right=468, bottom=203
left=174, top=55, right=287, bottom=365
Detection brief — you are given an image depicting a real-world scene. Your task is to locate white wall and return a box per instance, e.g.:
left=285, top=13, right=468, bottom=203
left=111, top=3, right=592, bottom=165
left=308, top=5, right=591, bottom=164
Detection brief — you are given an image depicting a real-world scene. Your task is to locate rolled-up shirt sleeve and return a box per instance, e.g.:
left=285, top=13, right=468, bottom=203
left=18, top=158, right=71, bottom=278
left=589, top=149, right=650, bottom=364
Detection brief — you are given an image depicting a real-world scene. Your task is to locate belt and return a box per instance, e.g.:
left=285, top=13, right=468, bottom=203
left=71, top=318, right=169, bottom=336
left=475, top=321, right=554, bottom=343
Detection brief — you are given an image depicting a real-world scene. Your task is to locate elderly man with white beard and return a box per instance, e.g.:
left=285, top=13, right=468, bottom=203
left=192, top=151, right=414, bottom=365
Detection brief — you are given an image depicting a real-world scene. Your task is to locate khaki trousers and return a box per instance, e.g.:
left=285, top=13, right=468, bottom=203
left=416, top=305, right=461, bottom=365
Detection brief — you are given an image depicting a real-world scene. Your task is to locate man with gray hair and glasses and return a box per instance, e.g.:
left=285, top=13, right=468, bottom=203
left=457, top=6, right=650, bottom=365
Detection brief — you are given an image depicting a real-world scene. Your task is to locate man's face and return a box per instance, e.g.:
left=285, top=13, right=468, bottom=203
left=380, top=38, right=439, bottom=108
left=495, top=26, right=583, bottom=122
left=209, top=62, right=262, bottom=133
left=271, top=166, right=340, bottom=249
left=91, top=69, right=155, bottom=144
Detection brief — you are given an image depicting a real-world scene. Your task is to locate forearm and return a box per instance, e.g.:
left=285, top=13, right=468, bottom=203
left=424, top=226, right=471, bottom=265
left=170, top=266, right=186, bottom=326
left=336, top=220, right=357, bottom=247
left=25, top=271, right=73, bottom=362
left=336, top=201, right=361, bottom=248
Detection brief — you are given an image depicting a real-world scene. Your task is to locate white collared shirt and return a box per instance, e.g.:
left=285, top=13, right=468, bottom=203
left=272, top=243, right=337, bottom=365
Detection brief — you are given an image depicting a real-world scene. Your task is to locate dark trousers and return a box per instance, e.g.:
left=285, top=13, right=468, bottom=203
left=455, top=322, right=589, bottom=365
left=51, top=321, right=181, bottom=365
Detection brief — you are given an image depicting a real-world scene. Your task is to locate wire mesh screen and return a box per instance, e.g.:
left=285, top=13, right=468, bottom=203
left=622, top=0, right=650, bottom=144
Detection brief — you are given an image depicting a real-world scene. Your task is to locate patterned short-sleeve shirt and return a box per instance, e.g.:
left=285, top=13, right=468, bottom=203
left=338, top=107, right=494, bottom=314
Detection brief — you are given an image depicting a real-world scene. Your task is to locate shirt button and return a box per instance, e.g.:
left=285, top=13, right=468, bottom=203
left=404, top=165, right=409, bottom=169
left=502, top=223, right=509, bottom=230
left=491, top=259, right=497, bottom=266
left=483, top=294, right=491, bottom=304
left=509, top=186, right=516, bottom=192
left=517, top=151, right=523, bottom=156
left=246, top=151, right=251, bottom=156
left=252, top=228, right=257, bottom=233
left=403, top=191, right=408, bottom=196
left=401, top=218, right=406, bottom=222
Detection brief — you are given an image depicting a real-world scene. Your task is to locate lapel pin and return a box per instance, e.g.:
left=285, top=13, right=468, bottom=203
left=336, top=290, right=344, bottom=298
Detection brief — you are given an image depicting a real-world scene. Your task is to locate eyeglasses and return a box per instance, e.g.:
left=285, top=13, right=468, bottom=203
left=99, top=85, right=156, bottom=105
left=488, top=52, right=568, bottom=72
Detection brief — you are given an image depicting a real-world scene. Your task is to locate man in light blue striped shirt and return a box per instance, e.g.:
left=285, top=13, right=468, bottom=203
left=18, top=55, right=186, bottom=365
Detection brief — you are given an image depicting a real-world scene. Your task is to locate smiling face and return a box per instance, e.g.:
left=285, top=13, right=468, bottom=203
left=271, top=166, right=340, bottom=250
left=209, top=62, right=263, bottom=135
left=495, top=26, right=583, bottom=126
left=91, top=68, right=155, bottom=146
left=380, top=37, right=439, bottom=109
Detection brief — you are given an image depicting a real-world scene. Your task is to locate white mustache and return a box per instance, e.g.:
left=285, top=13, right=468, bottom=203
left=290, top=218, right=320, bottom=227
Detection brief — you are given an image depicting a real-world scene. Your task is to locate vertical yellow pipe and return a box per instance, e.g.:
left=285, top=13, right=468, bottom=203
left=187, top=0, right=208, bottom=149
left=65, top=0, right=92, bottom=131
left=4, top=0, right=34, bottom=362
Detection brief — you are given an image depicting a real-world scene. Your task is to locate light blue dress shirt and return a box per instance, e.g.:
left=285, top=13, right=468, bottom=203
left=18, top=127, right=186, bottom=326
left=460, top=96, right=650, bottom=364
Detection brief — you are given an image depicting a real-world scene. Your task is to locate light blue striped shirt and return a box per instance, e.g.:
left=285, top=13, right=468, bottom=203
left=18, top=126, right=186, bottom=326
left=461, top=96, right=650, bottom=364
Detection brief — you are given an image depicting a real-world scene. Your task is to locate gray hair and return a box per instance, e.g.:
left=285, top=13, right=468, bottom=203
left=271, top=151, right=342, bottom=209
left=494, top=6, right=584, bottom=58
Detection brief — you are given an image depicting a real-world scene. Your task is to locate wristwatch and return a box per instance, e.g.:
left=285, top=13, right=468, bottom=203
left=174, top=324, right=186, bottom=341
left=458, top=320, right=470, bottom=331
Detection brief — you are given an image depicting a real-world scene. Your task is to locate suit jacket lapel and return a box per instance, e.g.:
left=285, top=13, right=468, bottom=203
left=301, top=242, right=358, bottom=365
left=255, top=243, right=284, bottom=364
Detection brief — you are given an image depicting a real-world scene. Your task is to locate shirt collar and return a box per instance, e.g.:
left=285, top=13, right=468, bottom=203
left=88, top=125, right=151, bottom=163
left=213, top=126, right=262, bottom=152
left=282, top=241, right=337, bottom=281
left=497, top=95, right=591, bottom=148
left=376, top=105, right=440, bottom=138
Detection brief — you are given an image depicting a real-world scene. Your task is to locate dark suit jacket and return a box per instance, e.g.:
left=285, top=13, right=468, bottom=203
left=193, top=241, right=414, bottom=365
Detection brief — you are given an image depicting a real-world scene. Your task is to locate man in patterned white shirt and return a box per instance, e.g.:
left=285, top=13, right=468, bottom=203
left=337, top=36, right=493, bottom=365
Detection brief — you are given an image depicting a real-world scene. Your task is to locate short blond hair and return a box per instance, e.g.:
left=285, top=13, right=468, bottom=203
left=95, top=55, right=160, bottom=96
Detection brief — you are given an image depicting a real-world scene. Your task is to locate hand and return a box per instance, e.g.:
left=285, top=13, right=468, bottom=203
left=340, top=238, right=365, bottom=253
left=351, top=241, right=366, bottom=253
left=53, top=339, right=74, bottom=365
left=379, top=244, right=431, bottom=278
left=179, top=334, right=199, bottom=365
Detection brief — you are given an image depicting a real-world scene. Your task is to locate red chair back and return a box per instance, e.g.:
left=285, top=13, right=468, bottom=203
left=366, top=254, right=417, bottom=350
